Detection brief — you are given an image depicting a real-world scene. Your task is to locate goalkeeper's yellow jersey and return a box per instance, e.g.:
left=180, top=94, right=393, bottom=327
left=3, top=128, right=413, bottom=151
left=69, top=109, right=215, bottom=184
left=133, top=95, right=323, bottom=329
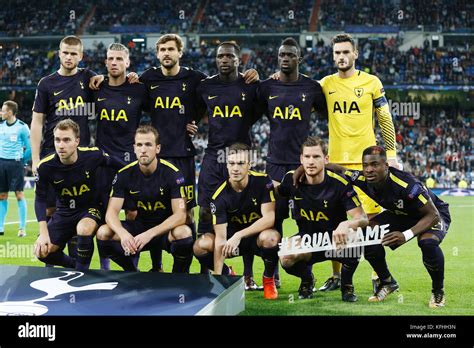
left=320, top=70, right=396, bottom=165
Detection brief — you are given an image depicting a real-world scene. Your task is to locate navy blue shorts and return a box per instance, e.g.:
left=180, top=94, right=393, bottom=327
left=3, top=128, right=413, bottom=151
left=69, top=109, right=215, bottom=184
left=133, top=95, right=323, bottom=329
left=265, top=162, right=299, bottom=221
left=198, top=153, right=228, bottom=208
left=48, top=207, right=103, bottom=247
left=162, top=156, right=196, bottom=209
left=0, top=158, right=24, bottom=192
left=121, top=219, right=172, bottom=253
left=371, top=210, right=450, bottom=245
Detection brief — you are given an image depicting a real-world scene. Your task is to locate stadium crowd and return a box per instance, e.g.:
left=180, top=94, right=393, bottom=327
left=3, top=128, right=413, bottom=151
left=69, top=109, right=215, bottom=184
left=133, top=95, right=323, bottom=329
left=0, top=0, right=471, bottom=36
left=1, top=40, right=472, bottom=87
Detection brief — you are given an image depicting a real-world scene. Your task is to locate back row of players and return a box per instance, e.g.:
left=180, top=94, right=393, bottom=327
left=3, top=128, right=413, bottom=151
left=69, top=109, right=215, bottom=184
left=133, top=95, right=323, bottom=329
left=27, top=34, right=449, bottom=307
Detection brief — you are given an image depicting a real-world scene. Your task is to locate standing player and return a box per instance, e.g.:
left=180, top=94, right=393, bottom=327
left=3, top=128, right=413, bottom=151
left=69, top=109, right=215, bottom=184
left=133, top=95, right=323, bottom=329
left=96, top=125, right=193, bottom=273
left=259, top=37, right=327, bottom=287
left=276, top=137, right=397, bottom=301
left=193, top=143, right=280, bottom=299
left=329, top=146, right=450, bottom=307
left=92, top=42, right=149, bottom=270
left=0, top=101, right=31, bottom=237
left=30, top=36, right=97, bottom=267
left=195, top=42, right=261, bottom=282
left=139, top=35, right=258, bottom=272
left=34, top=120, right=122, bottom=270
left=317, top=33, right=399, bottom=292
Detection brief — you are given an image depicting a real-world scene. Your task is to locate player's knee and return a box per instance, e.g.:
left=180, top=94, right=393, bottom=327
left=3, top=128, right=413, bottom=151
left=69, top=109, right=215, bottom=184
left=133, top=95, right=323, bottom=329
left=193, top=234, right=214, bottom=255
left=171, top=224, right=192, bottom=240
left=417, top=236, right=440, bottom=251
left=96, top=224, right=113, bottom=241
left=258, top=229, right=280, bottom=248
left=76, top=220, right=97, bottom=236
left=280, top=255, right=296, bottom=269
left=15, top=191, right=24, bottom=200
left=0, top=193, right=8, bottom=200
left=125, top=209, right=137, bottom=221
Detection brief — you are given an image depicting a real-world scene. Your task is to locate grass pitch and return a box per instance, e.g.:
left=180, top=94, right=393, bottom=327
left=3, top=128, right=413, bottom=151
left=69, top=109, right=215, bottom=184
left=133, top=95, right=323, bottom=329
left=1, top=190, right=473, bottom=315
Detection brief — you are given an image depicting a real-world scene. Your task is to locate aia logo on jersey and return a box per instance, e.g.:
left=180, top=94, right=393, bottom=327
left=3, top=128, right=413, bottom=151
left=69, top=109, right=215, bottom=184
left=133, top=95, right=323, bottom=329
left=354, top=88, right=364, bottom=98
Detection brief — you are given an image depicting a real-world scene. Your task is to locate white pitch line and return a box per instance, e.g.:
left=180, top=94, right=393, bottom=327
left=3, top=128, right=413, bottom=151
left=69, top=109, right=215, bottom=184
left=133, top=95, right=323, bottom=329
left=4, top=219, right=36, bottom=225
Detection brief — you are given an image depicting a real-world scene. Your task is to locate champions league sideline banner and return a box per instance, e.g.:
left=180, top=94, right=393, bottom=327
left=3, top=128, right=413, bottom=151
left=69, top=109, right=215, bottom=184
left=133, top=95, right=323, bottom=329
left=0, top=265, right=244, bottom=316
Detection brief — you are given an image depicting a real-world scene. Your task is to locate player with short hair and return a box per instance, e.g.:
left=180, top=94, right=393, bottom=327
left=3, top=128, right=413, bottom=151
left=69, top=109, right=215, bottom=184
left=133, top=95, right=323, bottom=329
left=96, top=125, right=193, bottom=273
left=0, top=100, right=31, bottom=237
left=34, top=119, right=122, bottom=270
left=329, top=146, right=450, bottom=307
left=92, top=42, right=149, bottom=270
left=193, top=143, right=280, bottom=299
left=195, top=41, right=261, bottom=282
left=317, top=33, right=399, bottom=292
left=30, top=35, right=98, bottom=267
left=276, top=137, right=398, bottom=301
left=259, top=37, right=327, bottom=288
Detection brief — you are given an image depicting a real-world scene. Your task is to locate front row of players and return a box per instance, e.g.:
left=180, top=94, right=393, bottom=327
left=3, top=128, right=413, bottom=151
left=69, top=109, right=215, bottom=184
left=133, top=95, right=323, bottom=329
left=34, top=120, right=450, bottom=307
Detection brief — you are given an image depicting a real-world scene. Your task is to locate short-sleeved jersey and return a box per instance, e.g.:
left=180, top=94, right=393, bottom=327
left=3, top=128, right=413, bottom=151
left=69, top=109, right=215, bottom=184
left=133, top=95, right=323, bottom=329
left=110, top=159, right=186, bottom=225
left=344, top=167, right=450, bottom=220
left=211, top=171, right=275, bottom=234
left=35, top=147, right=120, bottom=220
left=32, top=68, right=96, bottom=157
left=320, top=70, right=389, bottom=164
left=140, top=66, right=206, bottom=158
left=196, top=75, right=259, bottom=156
left=258, top=75, right=327, bottom=164
left=278, top=169, right=361, bottom=235
left=93, top=80, right=148, bottom=163
left=0, top=119, right=31, bottom=161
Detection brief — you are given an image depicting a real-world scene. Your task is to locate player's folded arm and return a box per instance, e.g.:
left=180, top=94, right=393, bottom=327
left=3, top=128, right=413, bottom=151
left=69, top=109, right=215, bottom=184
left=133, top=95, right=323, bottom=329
left=105, top=196, right=128, bottom=237
left=405, top=189, right=441, bottom=237
left=145, top=197, right=187, bottom=238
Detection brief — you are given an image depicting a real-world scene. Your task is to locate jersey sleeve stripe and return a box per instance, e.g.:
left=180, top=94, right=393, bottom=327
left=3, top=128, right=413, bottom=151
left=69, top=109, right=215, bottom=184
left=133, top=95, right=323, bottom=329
left=159, top=158, right=180, bottom=172
left=118, top=160, right=138, bottom=173
left=78, top=146, right=100, bottom=151
left=37, top=153, right=55, bottom=167
left=389, top=173, right=408, bottom=188
left=352, top=196, right=361, bottom=207
left=269, top=190, right=275, bottom=202
left=249, top=170, right=267, bottom=177
left=327, top=170, right=348, bottom=185
left=418, top=194, right=428, bottom=205
left=212, top=181, right=227, bottom=200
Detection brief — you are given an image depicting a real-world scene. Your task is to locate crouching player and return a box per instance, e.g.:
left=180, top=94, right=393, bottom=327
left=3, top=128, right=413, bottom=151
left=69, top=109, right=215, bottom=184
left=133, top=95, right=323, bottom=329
left=333, top=146, right=450, bottom=307
left=34, top=119, right=123, bottom=270
left=193, top=143, right=280, bottom=299
left=276, top=137, right=398, bottom=301
left=96, top=125, right=193, bottom=272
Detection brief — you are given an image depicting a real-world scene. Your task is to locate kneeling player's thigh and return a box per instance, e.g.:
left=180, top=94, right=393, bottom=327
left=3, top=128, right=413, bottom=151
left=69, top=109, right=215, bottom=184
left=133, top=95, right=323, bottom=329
left=47, top=214, right=78, bottom=247
left=370, top=211, right=415, bottom=232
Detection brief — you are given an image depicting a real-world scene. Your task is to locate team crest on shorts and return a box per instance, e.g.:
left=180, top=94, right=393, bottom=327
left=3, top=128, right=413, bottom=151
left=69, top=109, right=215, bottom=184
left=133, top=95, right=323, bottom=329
left=354, top=88, right=364, bottom=98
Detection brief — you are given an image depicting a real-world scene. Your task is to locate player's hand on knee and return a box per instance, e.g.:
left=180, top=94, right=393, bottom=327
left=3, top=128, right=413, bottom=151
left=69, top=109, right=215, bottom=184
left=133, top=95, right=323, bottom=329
left=126, top=72, right=139, bottom=84
left=223, top=235, right=241, bottom=258
left=134, top=232, right=152, bottom=252
left=121, top=233, right=138, bottom=255
left=382, top=231, right=405, bottom=247
left=89, top=75, right=104, bottom=90
left=34, top=234, right=51, bottom=258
